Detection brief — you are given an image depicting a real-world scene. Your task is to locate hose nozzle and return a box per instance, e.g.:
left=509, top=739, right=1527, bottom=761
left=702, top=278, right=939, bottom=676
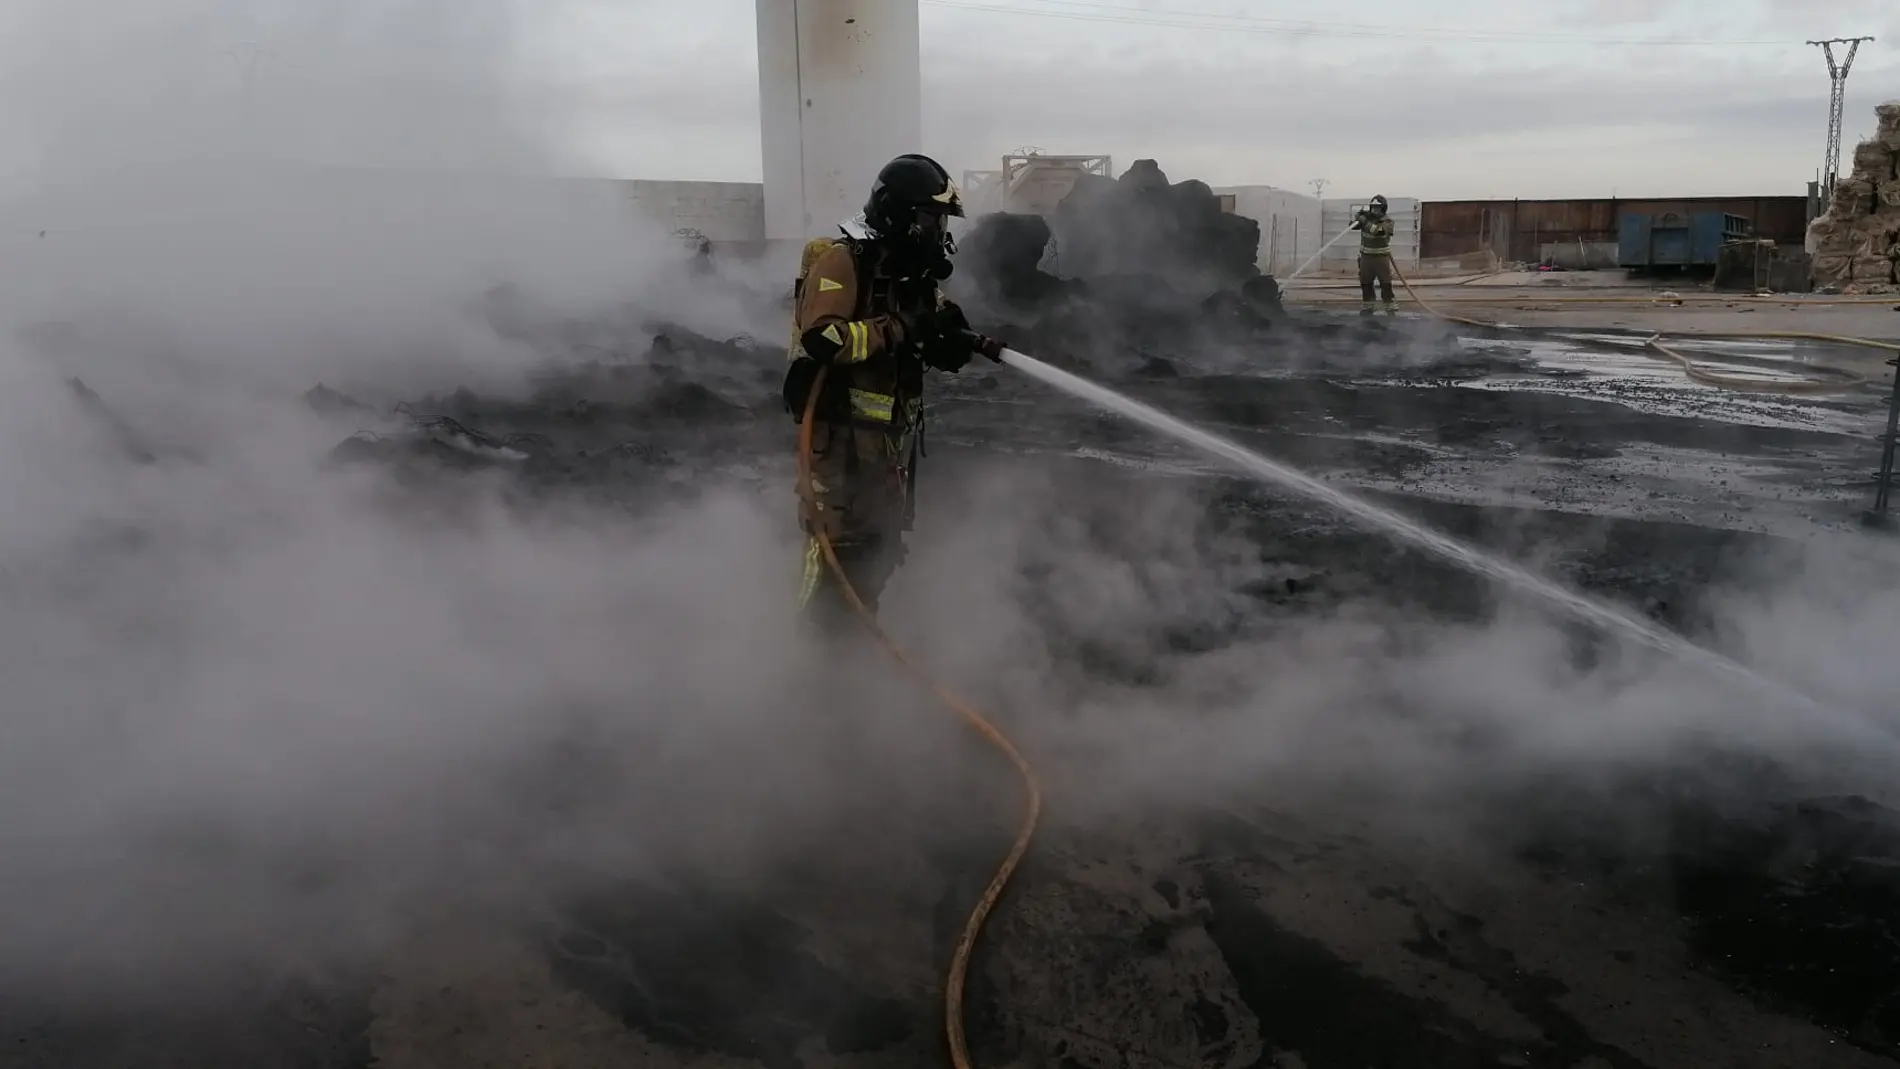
left=959, top=329, right=1005, bottom=363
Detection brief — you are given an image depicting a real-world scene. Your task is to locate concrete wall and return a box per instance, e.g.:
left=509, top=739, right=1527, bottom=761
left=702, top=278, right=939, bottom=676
left=1213, top=185, right=1322, bottom=277
left=755, top=0, right=923, bottom=240
left=5, top=170, right=774, bottom=251
left=617, top=180, right=764, bottom=242
left=1320, top=196, right=1421, bottom=271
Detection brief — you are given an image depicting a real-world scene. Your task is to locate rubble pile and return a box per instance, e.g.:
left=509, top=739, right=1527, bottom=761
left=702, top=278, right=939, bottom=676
left=954, top=211, right=1078, bottom=310
left=1807, top=100, right=1900, bottom=293
left=951, top=159, right=1278, bottom=336
left=1052, top=160, right=1261, bottom=288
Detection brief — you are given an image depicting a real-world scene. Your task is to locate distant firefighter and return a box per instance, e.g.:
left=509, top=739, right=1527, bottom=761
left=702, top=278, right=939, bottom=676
left=1351, top=195, right=1396, bottom=315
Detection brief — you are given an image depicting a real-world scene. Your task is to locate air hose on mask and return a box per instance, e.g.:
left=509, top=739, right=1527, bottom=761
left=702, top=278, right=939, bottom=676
left=797, top=365, right=1042, bottom=1069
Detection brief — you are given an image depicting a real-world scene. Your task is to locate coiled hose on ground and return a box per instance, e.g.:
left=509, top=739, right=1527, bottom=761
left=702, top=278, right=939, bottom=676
left=797, top=366, right=1042, bottom=1069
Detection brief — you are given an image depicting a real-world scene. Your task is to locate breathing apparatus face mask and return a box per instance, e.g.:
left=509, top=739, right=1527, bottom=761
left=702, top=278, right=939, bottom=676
left=889, top=209, right=956, bottom=280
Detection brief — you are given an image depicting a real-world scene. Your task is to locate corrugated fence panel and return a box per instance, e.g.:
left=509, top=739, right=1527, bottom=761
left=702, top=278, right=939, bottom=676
left=1421, top=196, right=1808, bottom=263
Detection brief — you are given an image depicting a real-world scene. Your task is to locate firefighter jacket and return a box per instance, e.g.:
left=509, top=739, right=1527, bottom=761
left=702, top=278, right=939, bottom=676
left=786, top=237, right=949, bottom=434
left=1356, top=213, right=1395, bottom=255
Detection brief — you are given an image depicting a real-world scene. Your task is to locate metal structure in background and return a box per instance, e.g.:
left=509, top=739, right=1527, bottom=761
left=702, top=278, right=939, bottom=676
left=961, top=151, right=1112, bottom=216
left=960, top=169, right=1003, bottom=211
left=1870, top=352, right=1900, bottom=528
left=1808, top=37, right=1875, bottom=205
left=1615, top=211, right=1751, bottom=269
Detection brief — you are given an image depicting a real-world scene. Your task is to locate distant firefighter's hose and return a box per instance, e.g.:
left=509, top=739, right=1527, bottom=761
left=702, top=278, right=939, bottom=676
left=796, top=366, right=1042, bottom=1069
left=1383, top=257, right=1889, bottom=394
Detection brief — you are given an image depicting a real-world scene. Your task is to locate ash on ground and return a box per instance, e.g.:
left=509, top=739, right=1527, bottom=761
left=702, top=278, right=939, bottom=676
left=6, top=202, right=1900, bottom=1069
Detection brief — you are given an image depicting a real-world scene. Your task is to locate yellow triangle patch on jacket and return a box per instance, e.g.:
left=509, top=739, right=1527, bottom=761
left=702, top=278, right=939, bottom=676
left=821, top=324, right=843, bottom=344
left=817, top=278, right=844, bottom=292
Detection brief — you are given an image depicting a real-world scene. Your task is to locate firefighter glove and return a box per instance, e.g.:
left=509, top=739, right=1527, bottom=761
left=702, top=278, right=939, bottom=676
left=921, top=332, right=972, bottom=373
left=898, top=307, right=938, bottom=345
left=936, top=300, right=973, bottom=336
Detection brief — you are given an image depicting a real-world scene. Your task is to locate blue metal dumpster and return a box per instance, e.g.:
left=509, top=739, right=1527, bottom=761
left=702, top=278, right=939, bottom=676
left=1617, top=211, right=1751, bottom=268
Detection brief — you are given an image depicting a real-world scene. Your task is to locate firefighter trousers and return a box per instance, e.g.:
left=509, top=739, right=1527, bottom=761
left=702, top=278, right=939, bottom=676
left=797, top=417, right=912, bottom=634
left=1358, top=253, right=1395, bottom=307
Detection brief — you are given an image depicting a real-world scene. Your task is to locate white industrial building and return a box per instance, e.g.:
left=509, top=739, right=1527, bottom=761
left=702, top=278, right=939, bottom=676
left=1212, top=186, right=1321, bottom=278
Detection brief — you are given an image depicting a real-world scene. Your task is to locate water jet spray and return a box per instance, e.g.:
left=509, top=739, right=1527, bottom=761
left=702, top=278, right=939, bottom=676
left=995, top=347, right=1870, bottom=737
left=1284, top=227, right=1356, bottom=283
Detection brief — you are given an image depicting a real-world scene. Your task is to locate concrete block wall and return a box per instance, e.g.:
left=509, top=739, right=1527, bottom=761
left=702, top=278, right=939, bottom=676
left=617, top=180, right=766, bottom=243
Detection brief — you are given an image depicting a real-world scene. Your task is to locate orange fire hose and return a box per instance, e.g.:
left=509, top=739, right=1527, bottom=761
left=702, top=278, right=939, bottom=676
left=797, top=366, right=1042, bottom=1069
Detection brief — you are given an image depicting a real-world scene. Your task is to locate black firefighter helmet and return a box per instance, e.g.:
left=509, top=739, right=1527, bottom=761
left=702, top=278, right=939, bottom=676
left=864, top=154, right=963, bottom=273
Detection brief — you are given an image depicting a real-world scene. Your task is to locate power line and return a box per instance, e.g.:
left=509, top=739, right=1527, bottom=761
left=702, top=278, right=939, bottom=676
left=922, top=0, right=1792, bottom=47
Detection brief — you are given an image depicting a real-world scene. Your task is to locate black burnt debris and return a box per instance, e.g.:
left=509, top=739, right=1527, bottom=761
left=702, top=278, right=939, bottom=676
left=1052, top=160, right=1262, bottom=292
left=86, top=285, right=1876, bottom=1067
left=951, top=159, right=1281, bottom=354
left=11, top=207, right=1900, bottom=1069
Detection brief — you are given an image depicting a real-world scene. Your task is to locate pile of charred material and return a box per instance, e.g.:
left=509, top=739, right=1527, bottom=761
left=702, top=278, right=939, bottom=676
left=1807, top=100, right=1900, bottom=294
left=951, top=159, right=1282, bottom=347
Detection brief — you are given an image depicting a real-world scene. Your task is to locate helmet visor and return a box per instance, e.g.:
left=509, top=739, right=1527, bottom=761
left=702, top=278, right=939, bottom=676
left=920, top=181, right=964, bottom=217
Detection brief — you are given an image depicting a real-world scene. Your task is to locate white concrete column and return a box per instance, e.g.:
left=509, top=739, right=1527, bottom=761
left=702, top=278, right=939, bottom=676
left=755, top=0, right=923, bottom=241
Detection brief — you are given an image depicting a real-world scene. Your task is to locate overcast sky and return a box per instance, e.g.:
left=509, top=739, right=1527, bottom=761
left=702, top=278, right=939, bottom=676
left=564, top=0, right=1900, bottom=199
left=3, top=0, right=1897, bottom=201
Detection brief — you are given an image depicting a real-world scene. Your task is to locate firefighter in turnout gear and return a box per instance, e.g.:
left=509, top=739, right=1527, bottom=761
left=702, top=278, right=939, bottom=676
left=782, top=153, right=1003, bottom=635
left=1351, top=194, right=1396, bottom=315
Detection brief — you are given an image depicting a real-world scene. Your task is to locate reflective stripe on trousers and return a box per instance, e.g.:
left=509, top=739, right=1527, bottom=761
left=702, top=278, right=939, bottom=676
left=797, top=536, right=824, bottom=608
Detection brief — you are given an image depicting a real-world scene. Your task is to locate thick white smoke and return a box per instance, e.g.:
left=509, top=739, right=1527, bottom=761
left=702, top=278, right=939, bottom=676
left=3, top=0, right=1899, bottom=1039
left=0, top=0, right=846, bottom=998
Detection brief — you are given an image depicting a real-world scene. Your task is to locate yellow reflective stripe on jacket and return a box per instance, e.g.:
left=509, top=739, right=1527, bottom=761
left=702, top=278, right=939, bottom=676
left=835, top=321, right=867, bottom=363
left=848, top=388, right=894, bottom=423
left=1359, top=247, right=1392, bottom=255
left=1359, top=219, right=1394, bottom=252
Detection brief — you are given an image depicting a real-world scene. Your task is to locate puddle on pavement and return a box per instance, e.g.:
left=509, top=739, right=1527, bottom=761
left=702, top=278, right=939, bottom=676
left=1442, top=333, right=1879, bottom=437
